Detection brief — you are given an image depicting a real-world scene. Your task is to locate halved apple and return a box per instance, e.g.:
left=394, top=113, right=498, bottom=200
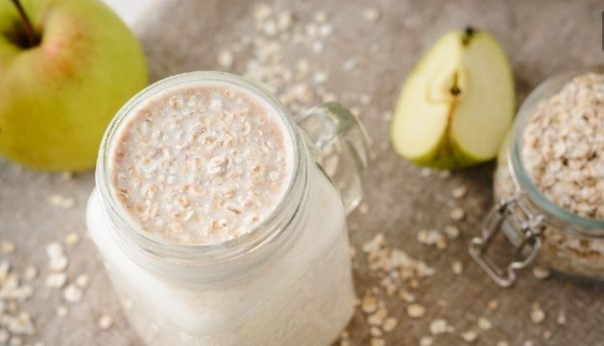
left=391, top=27, right=515, bottom=169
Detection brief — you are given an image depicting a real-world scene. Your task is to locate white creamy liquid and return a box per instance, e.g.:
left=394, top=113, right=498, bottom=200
left=110, top=81, right=294, bottom=245
left=87, top=165, right=354, bottom=345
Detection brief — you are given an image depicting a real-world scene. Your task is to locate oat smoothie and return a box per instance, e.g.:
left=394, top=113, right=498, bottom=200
left=110, top=82, right=294, bottom=245
left=86, top=74, right=357, bottom=345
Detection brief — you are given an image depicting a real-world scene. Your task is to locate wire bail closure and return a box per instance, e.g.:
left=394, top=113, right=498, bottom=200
left=470, top=195, right=545, bottom=287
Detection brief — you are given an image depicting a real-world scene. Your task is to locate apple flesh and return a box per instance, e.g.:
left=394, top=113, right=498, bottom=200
left=0, top=0, right=147, bottom=171
left=391, top=28, right=515, bottom=169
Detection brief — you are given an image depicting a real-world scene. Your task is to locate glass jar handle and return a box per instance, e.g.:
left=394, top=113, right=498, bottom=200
left=469, top=196, right=545, bottom=287
left=295, top=102, right=370, bottom=214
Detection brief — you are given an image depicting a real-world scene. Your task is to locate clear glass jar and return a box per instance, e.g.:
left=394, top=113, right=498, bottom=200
left=86, top=72, right=369, bottom=345
left=470, top=67, right=604, bottom=287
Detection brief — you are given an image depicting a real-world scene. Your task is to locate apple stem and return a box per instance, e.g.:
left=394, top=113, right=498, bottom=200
left=462, top=26, right=476, bottom=46
left=10, top=0, right=39, bottom=48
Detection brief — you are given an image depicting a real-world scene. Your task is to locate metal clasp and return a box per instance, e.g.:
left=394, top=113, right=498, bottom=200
left=470, top=196, right=545, bottom=287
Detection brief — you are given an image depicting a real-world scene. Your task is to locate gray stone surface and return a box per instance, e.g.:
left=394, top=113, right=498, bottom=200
left=1, top=0, right=603, bottom=345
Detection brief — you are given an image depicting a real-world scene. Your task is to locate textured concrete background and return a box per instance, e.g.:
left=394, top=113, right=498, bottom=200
left=1, top=0, right=604, bottom=345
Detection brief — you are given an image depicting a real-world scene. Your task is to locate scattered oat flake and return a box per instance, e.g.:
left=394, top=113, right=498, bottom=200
left=2, top=284, right=34, bottom=301
left=361, top=295, right=378, bottom=314
left=7, top=312, right=35, bottom=335
left=75, top=274, right=90, bottom=288
left=449, top=208, right=465, bottom=221
left=444, top=225, right=460, bottom=239
left=399, top=290, right=416, bottom=303
left=419, top=336, right=434, bottom=346
left=48, top=194, right=75, bottom=209
left=363, top=8, right=380, bottom=22
left=382, top=317, right=398, bottom=332
left=461, top=330, right=479, bottom=342
left=487, top=299, right=499, bottom=311
left=313, top=11, right=328, bottom=23
left=311, top=40, right=324, bottom=53
left=368, top=308, right=388, bottom=326
left=46, top=273, right=67, bottom=289
left=56, top=305, right=68, bottom=317
left=254, top=3, right=272, bottom=21
left=382, top=111, right=392, bottom=122
left=358, top=202, right=369, bottom=215
left=362, top=233, right=384, bottom=253
left=318, top=23, right=333, bottom=37
left=217, top=49, right=234, bottom=69
left=436, top=299, right=448, bottom=307
left=264, top=19, right=279, bottom=36
left=322, top=93, right=337, bottom=102
left=22, top=266, right=37, bottom=282
left=370, top=327, right=382, bottom=337
left=429, top=319, right=449, bottom=335
left=64, top=232, right=80, bottom=246
left=409, top=279, right=420, bottom=289
left=98, top=314, right=114, bottom=330
left=380, top=277, right=396, bottom=295
left=370, top=338, right=385, bottom=346
left=417, top=229, right=447, bottom=249
left=48, top=256, right=68, bottom=272
left=46, top=242, right=64, bottom=258
left=0, top=262, right=9, bottom=281
left=1, top=241, right=16, bottom=254
left=407, top=304, right=426, bottom=318
left=342, top=58, right=358, bottom=71
left=530, top=303, right=545, bottom=324
left=543, top=329, right=552, bottom=340
left=556, top=310, right=566, bottom=325
left=451, top=186, right=468, bottom=198
left=63, top=284, right=83, bottom=303
left=477, top=316, right=492, bottom=330
left=349, top=246, right=357, bottom=258
left=6, top=301, right=16, bottom=313
left=277, top=11, right=293, bottom=30
left=312, top=71, right=329, bottom=84
left=532, top=266, right=551, bottom=280
left=451, top=261, right=463, bottom=275
left=360, top=94, right=372, bottom=105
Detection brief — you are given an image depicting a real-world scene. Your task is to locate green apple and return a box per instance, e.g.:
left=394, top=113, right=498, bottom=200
left=391, top=27, right=515, bottom=169
left=0, top=0, right=147, bottom=171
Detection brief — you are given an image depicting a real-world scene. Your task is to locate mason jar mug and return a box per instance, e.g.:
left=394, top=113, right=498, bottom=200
left=86, top=72, right=369, bottom=345
left=470, top=68, right=604, bottom=287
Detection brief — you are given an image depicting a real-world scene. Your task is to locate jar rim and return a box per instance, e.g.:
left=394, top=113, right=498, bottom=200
left=510, top=65, right=604, bottom=233
left=95, top=71, right=308, bottom=264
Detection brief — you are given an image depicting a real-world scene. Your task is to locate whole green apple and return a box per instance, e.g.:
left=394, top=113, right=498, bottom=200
left=0, top=0, right=147, bottom=171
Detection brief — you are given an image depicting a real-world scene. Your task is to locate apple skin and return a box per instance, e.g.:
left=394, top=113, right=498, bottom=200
left=410, top=130, right=483, bottom=169
left=0, top=0, right=148, bottom=171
